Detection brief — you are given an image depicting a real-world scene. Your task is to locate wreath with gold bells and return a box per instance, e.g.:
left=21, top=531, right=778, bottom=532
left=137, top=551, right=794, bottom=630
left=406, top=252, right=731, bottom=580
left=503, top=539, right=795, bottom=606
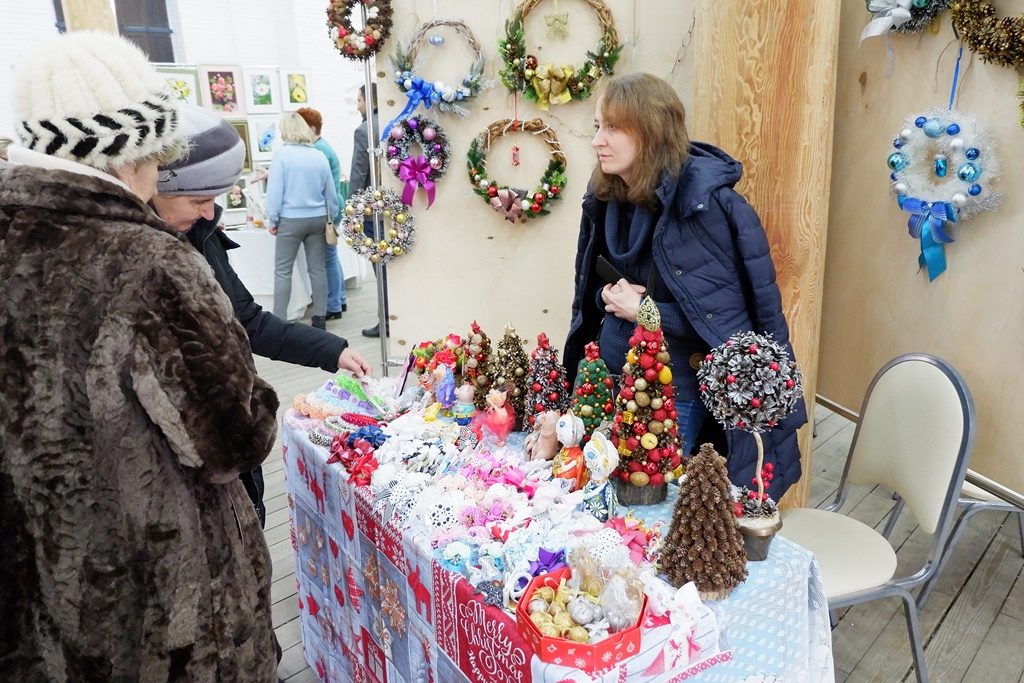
left=499, top=0, right=622, bottom=110
left=466, top=119, right=567, bottom=224
left=341, top=187, right=415, bottom=263
left=326, top=0, right=393, bottom=61
left=950, top=0, right=1024, bottom=68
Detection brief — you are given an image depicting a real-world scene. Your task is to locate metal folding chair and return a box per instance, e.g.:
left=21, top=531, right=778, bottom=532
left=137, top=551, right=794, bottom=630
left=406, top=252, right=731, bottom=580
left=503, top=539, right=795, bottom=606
left=781, top=354, right=976, bottom=683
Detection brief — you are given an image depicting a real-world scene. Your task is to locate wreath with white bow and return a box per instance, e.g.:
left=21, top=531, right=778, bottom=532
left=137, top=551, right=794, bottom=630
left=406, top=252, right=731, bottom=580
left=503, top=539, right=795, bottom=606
left=861, top=0, right=948, bottom=42
left=886, top=108, right=1001, bottom=280
left=326, top=0, right=393, bottom=61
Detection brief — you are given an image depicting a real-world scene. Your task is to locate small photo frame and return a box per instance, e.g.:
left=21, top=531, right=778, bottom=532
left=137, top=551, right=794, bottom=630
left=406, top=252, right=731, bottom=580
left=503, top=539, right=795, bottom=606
left=200, top=65, right=245, bottom=115
left=248, top=114, right=279, bottom=162
left=280, top=69, right=311, bottom=111
left=226, top=119, right=253, bottom=172
left=154, top=64, right=201, bottom=106
left=219, top=178, right=248, bottom=228
left=242, top=66, right=281, bottom=114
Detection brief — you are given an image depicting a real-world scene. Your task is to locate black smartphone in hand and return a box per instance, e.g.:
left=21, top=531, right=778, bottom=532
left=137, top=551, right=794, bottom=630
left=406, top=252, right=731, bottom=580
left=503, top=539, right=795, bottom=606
left=595, top=255, right=633, bottom=286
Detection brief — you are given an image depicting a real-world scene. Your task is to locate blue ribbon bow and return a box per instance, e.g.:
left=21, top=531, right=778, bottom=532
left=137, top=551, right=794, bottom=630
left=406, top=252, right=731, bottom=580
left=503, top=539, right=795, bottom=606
left=898, top=196, right=957, bottom=281
left=380, top=78, right=438, bottom=141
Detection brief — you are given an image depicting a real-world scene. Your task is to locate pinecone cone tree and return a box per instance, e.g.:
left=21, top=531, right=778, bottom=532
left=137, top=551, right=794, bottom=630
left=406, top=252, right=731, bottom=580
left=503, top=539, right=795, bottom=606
left=462, top=321, right=493, bottom=409
left=487, top=324, right=531, bottom=429
left=610, top=298, right=684, bottom=505
left=661, top=443, right=748, bottom=600
left=524, top=333, right=571, bottom=428
left=570, top=342, right=615, bottom=442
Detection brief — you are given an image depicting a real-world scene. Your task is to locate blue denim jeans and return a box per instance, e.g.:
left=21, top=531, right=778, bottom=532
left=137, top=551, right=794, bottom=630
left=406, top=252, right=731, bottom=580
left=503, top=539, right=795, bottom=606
left=675, top=399, right=708, bottom=455
left=325, top=243, right=346, bottom=312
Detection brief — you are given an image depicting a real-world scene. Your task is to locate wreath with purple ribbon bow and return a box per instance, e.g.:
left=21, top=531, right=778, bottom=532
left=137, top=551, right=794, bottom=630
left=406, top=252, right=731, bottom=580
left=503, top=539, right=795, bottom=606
left=384, top=115, right=449, bottom=209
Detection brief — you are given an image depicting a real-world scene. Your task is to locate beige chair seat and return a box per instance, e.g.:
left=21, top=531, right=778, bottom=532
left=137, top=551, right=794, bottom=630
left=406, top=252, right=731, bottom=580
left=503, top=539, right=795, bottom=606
left=961, top=480, right=1005, bottom=503
left=782, top=507, right=898, bottom=600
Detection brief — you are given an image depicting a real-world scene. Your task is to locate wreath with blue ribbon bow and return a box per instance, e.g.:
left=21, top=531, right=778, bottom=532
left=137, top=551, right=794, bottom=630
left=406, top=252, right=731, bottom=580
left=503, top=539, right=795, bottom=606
left=388, top=19, right=489, bottom=130
left=886, top=108, right=1001, bottom=281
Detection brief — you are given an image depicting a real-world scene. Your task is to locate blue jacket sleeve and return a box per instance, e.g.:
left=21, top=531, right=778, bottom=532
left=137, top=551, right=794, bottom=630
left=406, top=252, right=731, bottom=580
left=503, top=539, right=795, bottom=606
left=717, top=190, right=790, bottom=347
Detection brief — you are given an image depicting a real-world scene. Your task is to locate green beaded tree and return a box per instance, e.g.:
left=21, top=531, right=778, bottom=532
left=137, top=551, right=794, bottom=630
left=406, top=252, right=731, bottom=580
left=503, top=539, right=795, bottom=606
left=486, top=324, right=531, bottom=429
left=524, top=333, right=571, bottom=428
left=462, top=321, right=493, bottom=410
left=570, top=342, right=615, bottom=443
left=661, top=443, right=749, bottom=600
left=610, top=298, right=683, bottom=506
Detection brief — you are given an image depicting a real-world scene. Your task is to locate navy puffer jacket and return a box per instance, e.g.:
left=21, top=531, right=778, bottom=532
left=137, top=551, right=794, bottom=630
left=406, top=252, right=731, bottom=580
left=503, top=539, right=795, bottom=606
left=565, top=142, right=808, bottom=499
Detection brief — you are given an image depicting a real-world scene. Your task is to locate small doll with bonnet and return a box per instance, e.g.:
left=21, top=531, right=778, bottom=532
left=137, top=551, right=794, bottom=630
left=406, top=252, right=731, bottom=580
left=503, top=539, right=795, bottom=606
left=452, top=382, right=476, bottom=425
left=579, top=431, right=619, bottom=522
left=551, top=412, right=588, bottom=490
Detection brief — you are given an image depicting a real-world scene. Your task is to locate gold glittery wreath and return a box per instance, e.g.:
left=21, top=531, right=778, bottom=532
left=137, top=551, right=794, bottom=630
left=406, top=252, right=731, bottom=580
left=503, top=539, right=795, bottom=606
left=636, top=297, right=661, bottom=332
left=950, top=0, right=1024, bottom=68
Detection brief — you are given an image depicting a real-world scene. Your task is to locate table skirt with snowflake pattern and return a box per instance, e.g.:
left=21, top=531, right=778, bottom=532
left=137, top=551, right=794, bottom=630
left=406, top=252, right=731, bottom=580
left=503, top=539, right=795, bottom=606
left=282, top=423, right=835, bottom=683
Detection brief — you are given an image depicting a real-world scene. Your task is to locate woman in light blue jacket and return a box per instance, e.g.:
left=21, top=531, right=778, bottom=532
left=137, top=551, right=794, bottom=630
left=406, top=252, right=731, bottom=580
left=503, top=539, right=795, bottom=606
left=265, top=113, right=340, bottom=329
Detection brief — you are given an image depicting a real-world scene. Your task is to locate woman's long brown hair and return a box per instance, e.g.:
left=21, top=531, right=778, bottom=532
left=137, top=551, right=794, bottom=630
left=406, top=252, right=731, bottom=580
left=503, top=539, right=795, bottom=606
left=590, top=73, right=690, bottom=209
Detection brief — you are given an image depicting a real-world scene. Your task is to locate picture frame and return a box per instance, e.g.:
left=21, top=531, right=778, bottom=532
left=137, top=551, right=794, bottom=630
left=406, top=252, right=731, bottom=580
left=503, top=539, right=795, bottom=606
left=154, top=64, right=202, bottom=106
left=219, top=177, right=248, bottom=228
left=248, top=114, right=279, bottom=162
left=280, top=69, right=311, bottom=111
left=242, top=66, right=281, bottom=114
left=226, top=119, right=253, bottom=172
left=199, top=65, right=245, bottom=115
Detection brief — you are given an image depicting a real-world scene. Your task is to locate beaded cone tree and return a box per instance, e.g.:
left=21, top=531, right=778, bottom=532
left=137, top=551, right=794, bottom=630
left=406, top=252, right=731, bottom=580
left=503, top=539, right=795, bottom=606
left=486, top=324, right=531, bottom=429
left=610, top=298, right=684, bottom=506
left=524, top=333, right=571, bottom=428
left=661, top=443, right=748, bottom=599
left=570, top=342, right=615, bottom=443
left=462, top=321, right=493, bottom=410
left=696, top=331, right=803, bottom=510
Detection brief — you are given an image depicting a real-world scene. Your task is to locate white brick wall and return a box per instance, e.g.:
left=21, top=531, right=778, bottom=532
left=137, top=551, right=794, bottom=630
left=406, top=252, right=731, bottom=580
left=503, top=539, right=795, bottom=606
left=173, top=0, right=365, bottom=177
left=1, top=0, right=365, bottom=174
left=0, top=1, right=59, bottom=138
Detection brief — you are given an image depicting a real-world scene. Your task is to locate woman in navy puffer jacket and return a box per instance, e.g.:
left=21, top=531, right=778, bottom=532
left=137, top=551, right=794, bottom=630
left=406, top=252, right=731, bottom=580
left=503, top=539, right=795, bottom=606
left=564, top=72, right=807, bottom=500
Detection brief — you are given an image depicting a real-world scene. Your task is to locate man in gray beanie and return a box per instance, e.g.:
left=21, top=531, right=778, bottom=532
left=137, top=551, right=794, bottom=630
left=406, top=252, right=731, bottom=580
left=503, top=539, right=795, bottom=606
left=153, top=105, right=370, bottom=526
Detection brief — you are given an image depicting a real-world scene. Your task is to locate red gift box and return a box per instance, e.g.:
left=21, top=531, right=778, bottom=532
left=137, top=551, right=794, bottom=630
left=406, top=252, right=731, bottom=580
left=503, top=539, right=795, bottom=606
left=515, top=567, right=646, bottom=673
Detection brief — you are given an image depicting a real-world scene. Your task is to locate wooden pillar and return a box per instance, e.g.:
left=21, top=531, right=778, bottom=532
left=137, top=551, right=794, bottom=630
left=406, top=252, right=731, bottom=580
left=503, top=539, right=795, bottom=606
left=60, top=0, right=117, bottom=33
left=691, top=0, right=841, bottom=507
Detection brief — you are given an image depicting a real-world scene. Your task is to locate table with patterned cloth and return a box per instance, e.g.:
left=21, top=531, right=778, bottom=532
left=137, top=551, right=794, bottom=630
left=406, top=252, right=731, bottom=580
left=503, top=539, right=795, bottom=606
left=281, top=421, right=834, bottom=683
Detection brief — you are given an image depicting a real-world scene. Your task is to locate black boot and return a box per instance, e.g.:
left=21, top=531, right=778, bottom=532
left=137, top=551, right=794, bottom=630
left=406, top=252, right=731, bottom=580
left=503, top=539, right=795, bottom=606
left=361, top=324, right=379, bottom=338
left=325, top=310, right=343, bottom=321
left=311, top=316, right=326, bottom=330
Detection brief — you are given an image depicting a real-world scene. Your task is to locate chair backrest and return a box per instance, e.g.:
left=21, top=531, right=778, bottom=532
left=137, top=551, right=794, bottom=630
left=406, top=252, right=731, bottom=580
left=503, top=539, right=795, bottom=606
left=840, top=354, right=975, bottom=535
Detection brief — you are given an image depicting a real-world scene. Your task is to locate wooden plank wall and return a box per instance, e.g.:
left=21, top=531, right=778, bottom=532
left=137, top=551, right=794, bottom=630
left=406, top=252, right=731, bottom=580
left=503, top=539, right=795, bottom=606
left=690, top=0, right=841, bottom=507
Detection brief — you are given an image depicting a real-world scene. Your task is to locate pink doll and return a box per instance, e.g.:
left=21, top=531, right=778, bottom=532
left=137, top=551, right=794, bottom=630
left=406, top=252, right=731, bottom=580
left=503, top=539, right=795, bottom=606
left=524, top=410, right=559, bottom=461
left=471, top=388, right=516, bottom=446
left=552, top=412, right=588, bottom=490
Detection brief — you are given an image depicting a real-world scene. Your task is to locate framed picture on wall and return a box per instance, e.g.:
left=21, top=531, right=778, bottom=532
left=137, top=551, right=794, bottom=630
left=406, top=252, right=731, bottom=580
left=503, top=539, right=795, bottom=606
left=248, top=114, right=279, bottom=162
left=280, top=69, right=311, bottom=111
left=242, top=66, right=281, bottom=114
left=226, top=119, right=253, bottom=172
left=199, top=65, right=245, bottom=115
left=219, top=177, right=248, bottom=227
left=154, top=65, right=202, bottom=106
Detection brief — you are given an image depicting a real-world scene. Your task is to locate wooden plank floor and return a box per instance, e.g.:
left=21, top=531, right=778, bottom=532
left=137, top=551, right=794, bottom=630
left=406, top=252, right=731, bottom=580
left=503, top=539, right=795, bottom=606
left=257, top=287, right=1024, bottom=682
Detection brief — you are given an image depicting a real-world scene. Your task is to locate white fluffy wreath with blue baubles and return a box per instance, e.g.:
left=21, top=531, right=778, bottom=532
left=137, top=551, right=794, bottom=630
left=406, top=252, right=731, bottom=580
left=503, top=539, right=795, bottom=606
left=887, top=108, right=1001, bottom=281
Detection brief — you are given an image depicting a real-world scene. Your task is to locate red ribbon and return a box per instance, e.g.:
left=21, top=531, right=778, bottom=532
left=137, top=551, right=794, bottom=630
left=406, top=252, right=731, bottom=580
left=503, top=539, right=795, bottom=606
left=398, top=155, right=436, bottom=208
left=489, top=188, right=523, bottom=223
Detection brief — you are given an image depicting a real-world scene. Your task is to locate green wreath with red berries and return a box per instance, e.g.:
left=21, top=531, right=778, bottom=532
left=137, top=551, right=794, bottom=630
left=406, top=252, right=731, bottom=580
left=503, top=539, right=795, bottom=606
left=326, top=0, right=393, bottom=61
left=466, top=118, right=566, bottom=224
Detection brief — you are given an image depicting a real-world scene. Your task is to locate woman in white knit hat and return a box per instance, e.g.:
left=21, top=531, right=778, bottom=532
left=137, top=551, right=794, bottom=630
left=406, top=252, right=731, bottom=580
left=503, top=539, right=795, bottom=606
left=0, top=32, right=280, bottom=683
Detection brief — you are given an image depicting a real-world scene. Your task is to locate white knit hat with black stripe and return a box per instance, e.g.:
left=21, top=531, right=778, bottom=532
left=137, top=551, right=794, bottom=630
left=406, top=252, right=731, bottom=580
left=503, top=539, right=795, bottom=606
left=13, top=31, right=179, bottom=169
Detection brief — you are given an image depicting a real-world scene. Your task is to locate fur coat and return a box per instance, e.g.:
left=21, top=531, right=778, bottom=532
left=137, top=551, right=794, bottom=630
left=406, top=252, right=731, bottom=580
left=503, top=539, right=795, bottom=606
left=0, top=162, right=281, bottom=682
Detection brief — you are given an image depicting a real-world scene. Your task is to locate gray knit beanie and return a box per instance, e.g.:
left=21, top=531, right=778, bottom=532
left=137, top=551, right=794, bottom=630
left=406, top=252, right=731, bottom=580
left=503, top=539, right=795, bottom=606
left=158, top=106, right=245, bottom=196
left=14, top=31, right=179, bottom=169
